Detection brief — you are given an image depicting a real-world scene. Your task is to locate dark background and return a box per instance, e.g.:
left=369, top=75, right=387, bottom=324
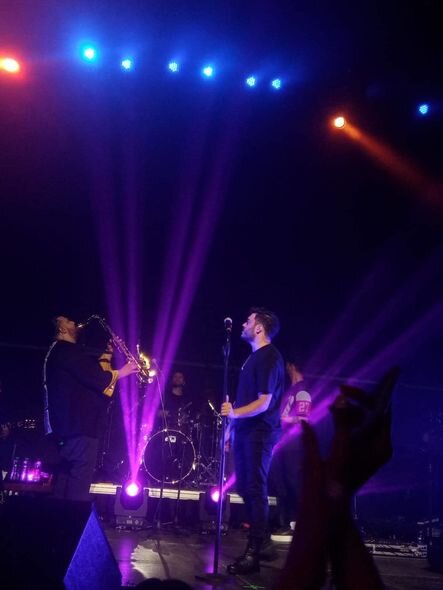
left=1, top=1, right=442, bottom=523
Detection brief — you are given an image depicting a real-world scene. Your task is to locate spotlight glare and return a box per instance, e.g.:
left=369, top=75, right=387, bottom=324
left=82, top=46, right=97, bottom=62
left=0, top=57, right=21, bottom=73
left=333, top=116, right=346, bottom=129
left=246, top=76, right=256, bottom=87
left=210, top=489, right=220, bottom=503
left=121, top=58, right=133, bottom=71
left=168, top=61, right=179, bottom=73
left=418, top=103, right=429, bottom=116
left=271, top=78, right=282, bottom=90
left=124, top=480, right=142, bottom=498
left=202, top=65, right=214, bottom=78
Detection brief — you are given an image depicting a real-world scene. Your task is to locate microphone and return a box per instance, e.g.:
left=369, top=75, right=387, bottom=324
left=224, top=317, right=233, bottom=333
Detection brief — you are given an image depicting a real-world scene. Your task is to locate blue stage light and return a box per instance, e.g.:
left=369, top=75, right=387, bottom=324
left=418, top=103, right=429, bottom=116
left=271, top=78, right=282, bottom=90
left=202, top=65, right=214, bottom=78
left=168, top=61, right=179, bottom=72
left=82, top=46, right=97, bottom=62
left=246, top=76, right=256, bottom=87
left=121, top=58, right=133, bottom=71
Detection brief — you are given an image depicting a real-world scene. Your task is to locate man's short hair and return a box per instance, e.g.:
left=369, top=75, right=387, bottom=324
left=286, top=356, right=304, bottom=371
left=250, top=307, right=280, bottom=339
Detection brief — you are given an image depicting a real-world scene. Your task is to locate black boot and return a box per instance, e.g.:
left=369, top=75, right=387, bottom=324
left=227, top=538, right=261, bottom=575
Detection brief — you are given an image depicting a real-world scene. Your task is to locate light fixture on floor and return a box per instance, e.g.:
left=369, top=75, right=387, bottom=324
left=114, top=480, right=148, bottom=530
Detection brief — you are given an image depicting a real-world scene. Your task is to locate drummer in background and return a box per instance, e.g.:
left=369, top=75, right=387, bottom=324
left=157, top=371, right=192, bottom=430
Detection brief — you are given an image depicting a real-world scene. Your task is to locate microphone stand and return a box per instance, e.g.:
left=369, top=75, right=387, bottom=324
left=196, top=326, right=231, bottom=584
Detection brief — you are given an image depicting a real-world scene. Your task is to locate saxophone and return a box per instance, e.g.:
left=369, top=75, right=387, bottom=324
left=78, top=315, right=155, bottom=385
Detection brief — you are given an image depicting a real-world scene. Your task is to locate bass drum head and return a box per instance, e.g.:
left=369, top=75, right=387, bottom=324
left=143, top=429, right=195, bottom=484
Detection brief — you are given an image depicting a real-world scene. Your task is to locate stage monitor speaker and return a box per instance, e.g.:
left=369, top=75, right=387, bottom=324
left=0, top=496, right=121, bottom=590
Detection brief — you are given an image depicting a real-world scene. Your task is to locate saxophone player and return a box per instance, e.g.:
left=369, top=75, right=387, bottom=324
left=43, top=316, right=137, bottom=501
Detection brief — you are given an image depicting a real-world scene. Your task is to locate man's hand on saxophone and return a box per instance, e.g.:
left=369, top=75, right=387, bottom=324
left=118, top=359, right=139, bottom=379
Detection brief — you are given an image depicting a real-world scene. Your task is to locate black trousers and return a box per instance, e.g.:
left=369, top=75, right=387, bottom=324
left=233, top=429, right=279, bottom=541
left=53, top=436, right=99, bottom=501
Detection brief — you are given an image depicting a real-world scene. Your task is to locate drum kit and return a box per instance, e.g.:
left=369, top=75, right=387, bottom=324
left=142, top=401, right=224, bottom=487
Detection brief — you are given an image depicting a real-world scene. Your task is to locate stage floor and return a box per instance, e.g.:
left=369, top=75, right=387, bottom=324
left=104, top=525, right=443, bottom=590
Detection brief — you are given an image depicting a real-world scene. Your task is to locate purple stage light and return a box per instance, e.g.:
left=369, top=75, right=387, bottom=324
left=84, top=110, right=149, bottom=488
left=210, top=489, right=220, bottom=503
left=222, top=473, right=236, bottom=493
left=124, top=480, right=142, bottom=497
left=139, top=116, right=242, bottom=460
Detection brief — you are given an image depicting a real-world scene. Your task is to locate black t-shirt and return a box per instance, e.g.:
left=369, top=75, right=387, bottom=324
left=45, top=341, right=114, bottom=440
left=234, top=343, right=285, bottom=434
left=165, top=389, right=187, bottom=420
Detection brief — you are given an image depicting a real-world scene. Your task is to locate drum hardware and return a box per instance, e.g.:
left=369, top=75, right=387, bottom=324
left=186, top=404, right=225, bottom=487
left=142, top=428, right=197, bottom=533
left=143, top=429, right=196, bottom=485
left=140, top=397, right=229, bottom=489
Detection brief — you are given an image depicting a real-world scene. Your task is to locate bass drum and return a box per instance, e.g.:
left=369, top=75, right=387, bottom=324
left=143, top=429, right=196, bottom=485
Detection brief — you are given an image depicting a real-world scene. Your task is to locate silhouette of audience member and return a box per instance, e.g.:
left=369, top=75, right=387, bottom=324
left=275, top=368, right=399, bottom=590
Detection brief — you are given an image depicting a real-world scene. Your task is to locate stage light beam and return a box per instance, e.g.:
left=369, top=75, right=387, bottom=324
left=337, top=120, right=438, bottom=202
left=271, top=78, right=282, bottom=90
left=418, top=103, right=429, bottom=116
left=246, top=76, right=257, bottom=87
left=0, top=57, right=21, bottom=74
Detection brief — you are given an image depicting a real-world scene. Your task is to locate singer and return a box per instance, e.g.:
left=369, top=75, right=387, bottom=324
left=221, top=307, right=284, bottom=574
left=43, top=316, right=137, bottom=501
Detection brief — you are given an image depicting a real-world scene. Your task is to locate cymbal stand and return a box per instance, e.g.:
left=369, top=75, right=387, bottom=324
left=192, top=412, right=220, bottom=486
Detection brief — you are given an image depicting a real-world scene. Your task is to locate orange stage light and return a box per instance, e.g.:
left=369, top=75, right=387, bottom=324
left=338, top=121, right=442, bottom=203
left=0, top=57, right=21, bottom=73
left=333, top=116, right=346, bottom=129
